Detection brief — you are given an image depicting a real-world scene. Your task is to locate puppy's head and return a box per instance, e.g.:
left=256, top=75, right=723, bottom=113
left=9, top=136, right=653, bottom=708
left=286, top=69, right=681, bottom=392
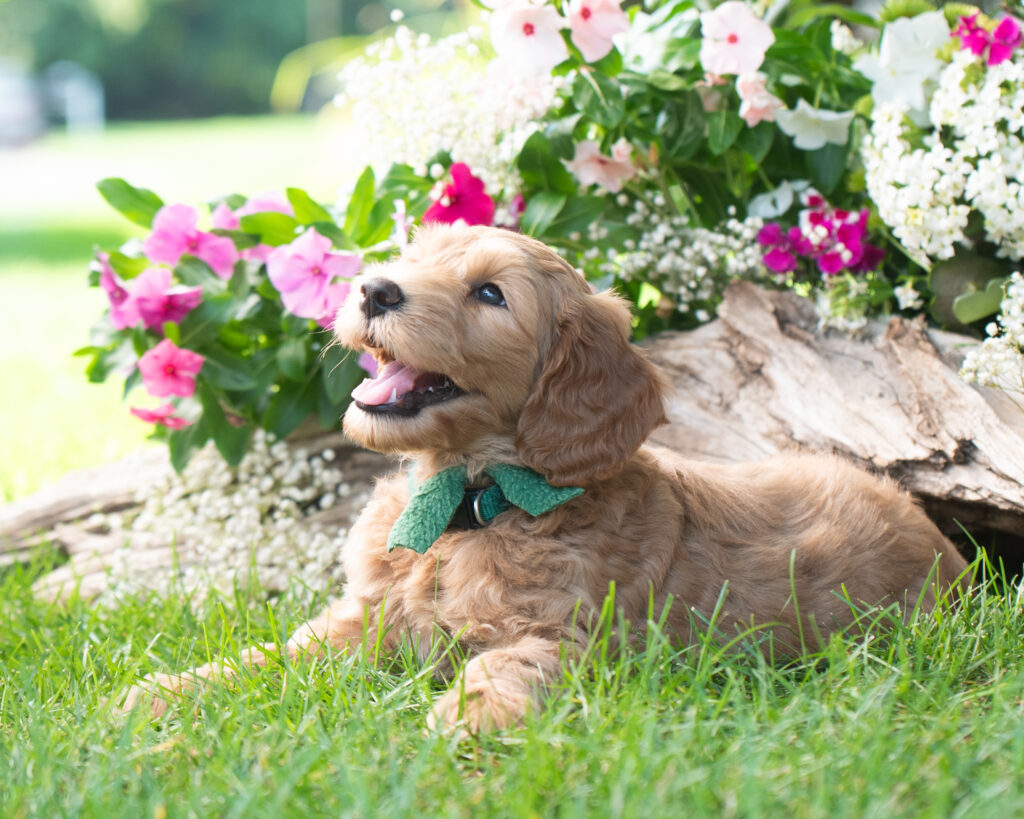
left=335, top=223, right=666, bottom=485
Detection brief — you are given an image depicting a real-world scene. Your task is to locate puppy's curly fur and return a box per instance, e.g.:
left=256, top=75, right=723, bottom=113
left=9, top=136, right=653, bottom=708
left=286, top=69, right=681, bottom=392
left=121, top=224, right=968, bottom=731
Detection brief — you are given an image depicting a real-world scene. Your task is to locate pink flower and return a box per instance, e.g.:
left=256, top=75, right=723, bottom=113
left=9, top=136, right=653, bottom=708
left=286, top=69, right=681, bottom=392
left=699, top=1, right=775, bottom=76
left=266, top=228, right=361, bottom=321
left=423, top=163, right=496, bottom=226
left=137, top=339, right=204, bottom=398
left=130, top=267, right=203, bottom=330
left=567, top=0, right=630, bottom=63
left=989, top=17, right=1022, bottom=65
left=565, top=138, right=636, bottom=193
left=358, top=352, right=379, bottom=378
left=130, top=403, right=192, bottom=430
left=316, top=282, right=353, bottom=330
left=97, top=254, right=141, bottom=330
left=736, top=71, right=784, bottom=127
left=143, top=204, right=240, bottom=279
left=491, top=0, right=570, bottom=76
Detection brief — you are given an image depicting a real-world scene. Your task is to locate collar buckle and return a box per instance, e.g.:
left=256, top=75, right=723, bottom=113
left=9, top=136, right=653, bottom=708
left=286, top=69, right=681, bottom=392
left=449, top=486, right=489, bottom=531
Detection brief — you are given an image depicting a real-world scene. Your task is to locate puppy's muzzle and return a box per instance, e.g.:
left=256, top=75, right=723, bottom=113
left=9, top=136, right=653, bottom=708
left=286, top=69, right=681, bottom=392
left=361, top=278, right=404, bottom=319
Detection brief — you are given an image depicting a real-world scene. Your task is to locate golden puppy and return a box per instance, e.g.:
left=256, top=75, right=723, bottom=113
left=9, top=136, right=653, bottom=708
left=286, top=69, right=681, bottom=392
left=121, top=223, right=968, bottom=731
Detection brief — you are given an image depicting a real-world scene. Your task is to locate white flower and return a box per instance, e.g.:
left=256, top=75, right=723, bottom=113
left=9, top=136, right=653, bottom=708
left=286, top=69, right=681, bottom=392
left=894, top=283, right=924, bottom=311
left=853, top=10, right=949, bottom=118
left=491, top=0, right=570, bottom=76
left=830, top=20, right=861, bottom=56
left=748, top=179, right=811, bottom=219
left=776, top=99, right=855, bottom=150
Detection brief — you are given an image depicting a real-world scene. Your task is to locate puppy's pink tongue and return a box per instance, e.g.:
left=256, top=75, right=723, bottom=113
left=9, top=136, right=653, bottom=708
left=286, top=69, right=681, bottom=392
left=351, top=360, right=420, bottom=406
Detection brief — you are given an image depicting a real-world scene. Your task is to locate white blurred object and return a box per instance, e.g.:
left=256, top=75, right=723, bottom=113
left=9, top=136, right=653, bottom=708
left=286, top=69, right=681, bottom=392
left=0, top=60, right=45, bottom=145
left=44, top=61, right=105, bottom=134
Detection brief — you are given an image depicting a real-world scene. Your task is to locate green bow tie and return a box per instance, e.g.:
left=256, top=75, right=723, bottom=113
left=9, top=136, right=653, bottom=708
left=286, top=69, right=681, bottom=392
left=386, top=463, right=583, bottom=554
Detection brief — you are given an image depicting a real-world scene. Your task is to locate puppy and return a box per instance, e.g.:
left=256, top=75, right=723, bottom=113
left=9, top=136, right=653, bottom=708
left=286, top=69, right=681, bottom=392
left=121, top=223, right=968, bottom=731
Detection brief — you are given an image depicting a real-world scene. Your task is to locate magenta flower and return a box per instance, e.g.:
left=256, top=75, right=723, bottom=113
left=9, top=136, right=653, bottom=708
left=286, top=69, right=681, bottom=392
left=953, top=14, right=1022, bottom=66
left=130, top=403, right=192, bottom=430
left=358, top=352, right=379, bottom=378
left=137, top=339, right=205, bottom=398
left=97, top=254, right=141, bottom=330
left=423, top=163, right=496, bottom=226
left=567, top=0, right=630, bottom=63
left=316, top=282, right=353, bottom=330
left=143, top=204, right=240, bottom=279
left=989, top=17, right=1022, bottom=65
left=130, top=267, right=203, bottom=330
left=266, top=228, right=361, bottom=321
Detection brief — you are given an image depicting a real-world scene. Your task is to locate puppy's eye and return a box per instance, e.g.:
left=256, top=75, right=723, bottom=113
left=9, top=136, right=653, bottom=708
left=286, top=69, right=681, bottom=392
left=474, top=283, right=506, bottom=307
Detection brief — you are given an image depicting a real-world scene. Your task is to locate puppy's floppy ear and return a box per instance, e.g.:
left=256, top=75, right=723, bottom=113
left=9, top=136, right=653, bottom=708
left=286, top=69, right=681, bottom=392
left=515, top=290, right=667, bottom=486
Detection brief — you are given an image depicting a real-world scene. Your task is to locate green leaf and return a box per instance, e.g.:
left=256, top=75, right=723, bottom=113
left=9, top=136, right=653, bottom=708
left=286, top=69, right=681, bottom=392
left=310, top=220, right=353, bottom=249
left=952, top=277, right=1009, bottom=325
left=321, top=343, right=364, bottom=404
left=804, top=142, right=850, bottom=195
left=879, top=0, right=936, bottom=24
left=736, top=122, right=774, bottom=164
left=263, top=379, right=317, bottom=439
left=200, top=344, right=259, bottom=391
left=929, top=253, right=1011, bottom=329
left=706, top=110, right=743, bottom=155
left=175, top=256, right=228, bottom=292
left=572, top=71, right=626, bottom=128
left=85, top=338, right=136, bottom=384
left=345, top=166, right=377, bottom=244
left=105, top=251, right=149, bottom=280
left=96, top=178, right=164, bottom=229
left=517, top=132, right=578, bottom=196
left=276, top=337, right=308, bottom=382
left=787, top=3, right=879, bottom=28
left=658, top=92, right=705, bottom=160
left=179, top=294, right=237, bottom=348
left=521, top=192, right=567, bottom=237
left=239, top=212, right=300, bottom=246
left=287, top=187, right=334, bottom=225
left=196, top=381, right=251, bottom=466
left=162, top=322, right=181, bottom=344
left=210, top=228, right=259, bottom=249
left=646, top=70, right=688, bottom=92
left=168, top=417, right=210, bottom=473
left=546, top=196, right=606, bottom=238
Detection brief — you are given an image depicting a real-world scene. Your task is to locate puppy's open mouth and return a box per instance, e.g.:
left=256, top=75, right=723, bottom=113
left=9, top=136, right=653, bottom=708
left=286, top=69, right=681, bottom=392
left=351, top=360, right=466, bottom=417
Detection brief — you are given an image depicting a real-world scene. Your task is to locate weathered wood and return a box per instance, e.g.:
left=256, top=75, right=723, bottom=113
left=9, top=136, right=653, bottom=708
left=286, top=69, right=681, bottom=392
left=646, top=282, right=1024, bottom=540
left=3, top=282, right=1023, bottom=601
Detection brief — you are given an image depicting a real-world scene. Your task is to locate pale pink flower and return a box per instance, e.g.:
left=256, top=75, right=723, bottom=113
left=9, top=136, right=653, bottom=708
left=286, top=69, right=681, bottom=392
left=137, top=339, right=204, bottom=398
left=491, top=0, right=570, bottom=76
left=96, top=254, right=140, bottom=330
left=567, top=0, right=630, bottom=63
left=266, top=228, right=361, bottom=322
left=565, top=139, right=636, bottom=193
left=699, top=1, right=775, bottom=76
left=130, top=267, right=203, bottom=330
left=143, top=204, right=240, bottom=279
left=130, top=403, right=192, bottom=430
left=736, top=71, right=784, bottom=126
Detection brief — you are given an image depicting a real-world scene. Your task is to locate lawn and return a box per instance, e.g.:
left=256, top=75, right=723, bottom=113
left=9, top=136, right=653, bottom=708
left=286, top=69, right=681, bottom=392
left=0, top=114, right=355, bottom=502
left=2, top=556, right=1023, bottom=817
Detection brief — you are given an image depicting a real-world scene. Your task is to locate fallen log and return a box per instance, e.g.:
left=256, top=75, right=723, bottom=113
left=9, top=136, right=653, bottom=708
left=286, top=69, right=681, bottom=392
left=3, top=283, right=1022, bottom=600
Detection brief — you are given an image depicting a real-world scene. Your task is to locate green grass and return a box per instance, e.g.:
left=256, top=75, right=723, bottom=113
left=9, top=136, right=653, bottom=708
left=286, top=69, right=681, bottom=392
left=2, top=556, right=1023, bottom=817
left=0, top=114, right=357, bottom=501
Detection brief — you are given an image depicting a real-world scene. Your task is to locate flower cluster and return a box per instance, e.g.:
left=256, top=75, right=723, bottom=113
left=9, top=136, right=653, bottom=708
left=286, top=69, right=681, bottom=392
left=954, top=13, right=1022, bottom=67
left=864, top=41, right=1024, bottom=266
left=758, top=195, right=884, bottom=278
left=335, top=26, right=562, bottom=195
left=961, top=272, right=1024, bottom=398
left=98, top=429, right=368, bottom=606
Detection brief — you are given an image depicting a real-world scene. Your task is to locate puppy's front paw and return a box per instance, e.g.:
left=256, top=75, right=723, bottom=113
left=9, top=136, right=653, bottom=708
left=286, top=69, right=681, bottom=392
left=428, top=680, right=530, bottom=735
left=117, top=672, right=194, bottom=719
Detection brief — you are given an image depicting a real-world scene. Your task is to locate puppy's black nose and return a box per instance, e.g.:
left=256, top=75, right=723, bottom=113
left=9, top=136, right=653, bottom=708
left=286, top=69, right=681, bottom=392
left=360, top=278, right=404, bottom=319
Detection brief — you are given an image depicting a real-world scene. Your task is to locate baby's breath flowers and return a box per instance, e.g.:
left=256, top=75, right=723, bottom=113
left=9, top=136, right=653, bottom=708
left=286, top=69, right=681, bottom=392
left=99, top=429, right=367, bottom=606
left=961, top=272, right=1024, bottom=401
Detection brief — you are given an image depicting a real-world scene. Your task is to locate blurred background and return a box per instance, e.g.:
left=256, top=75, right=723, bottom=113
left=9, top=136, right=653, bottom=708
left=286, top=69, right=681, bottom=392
left=0, top=0, right=465, bottom=502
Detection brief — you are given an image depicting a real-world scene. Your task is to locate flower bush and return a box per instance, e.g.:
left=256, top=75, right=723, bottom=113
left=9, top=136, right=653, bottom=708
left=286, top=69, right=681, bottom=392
left=87, top=0, right=1024, bottom=474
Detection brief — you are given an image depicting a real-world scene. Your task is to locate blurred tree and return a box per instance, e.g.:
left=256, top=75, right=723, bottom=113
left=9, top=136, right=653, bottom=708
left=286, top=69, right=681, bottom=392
left=0, top=0, right=319, bottom=118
